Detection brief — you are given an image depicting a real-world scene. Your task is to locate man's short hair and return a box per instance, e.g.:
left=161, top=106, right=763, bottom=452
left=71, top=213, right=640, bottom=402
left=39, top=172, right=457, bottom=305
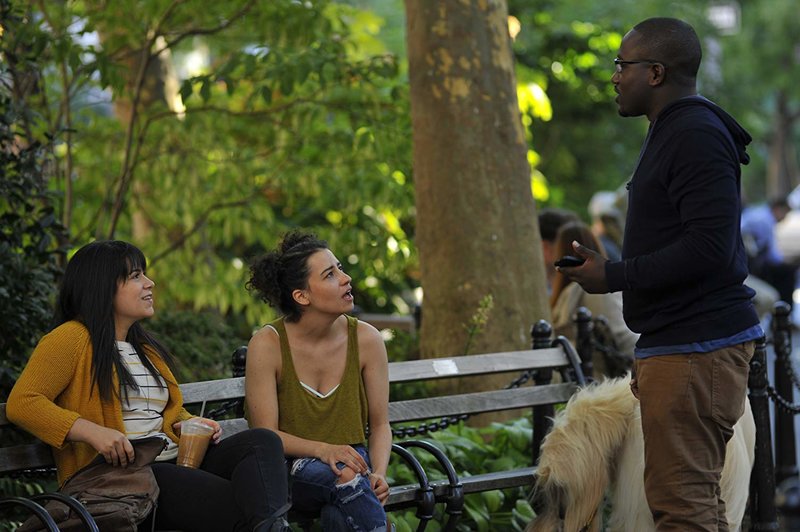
left=632, top=17, right=702, bottom=87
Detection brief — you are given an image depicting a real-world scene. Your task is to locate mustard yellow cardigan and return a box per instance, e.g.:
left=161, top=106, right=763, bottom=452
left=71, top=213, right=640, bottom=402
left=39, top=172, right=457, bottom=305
left=7, top=320, right=192, bottom=485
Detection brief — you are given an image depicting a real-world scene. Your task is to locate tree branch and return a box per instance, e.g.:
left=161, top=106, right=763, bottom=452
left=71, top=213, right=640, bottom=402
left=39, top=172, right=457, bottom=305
left=148, top=198, right=253, bottom=265
left=105, top=0, right=259, bottom=239
left=156, top=0, right=257, bottom=54
left=106, top=0, right=184, bottom=239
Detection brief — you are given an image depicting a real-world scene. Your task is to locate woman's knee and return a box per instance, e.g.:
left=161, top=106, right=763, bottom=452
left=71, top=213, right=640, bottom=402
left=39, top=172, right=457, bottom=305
left=247, top=428, right=283, bottom=453
left=335, top=465, right=358, bottom=485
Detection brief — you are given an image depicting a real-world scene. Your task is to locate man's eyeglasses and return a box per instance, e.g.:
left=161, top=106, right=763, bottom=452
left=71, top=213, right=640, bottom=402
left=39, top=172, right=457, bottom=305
left=614, top=58, right=665, bottom=73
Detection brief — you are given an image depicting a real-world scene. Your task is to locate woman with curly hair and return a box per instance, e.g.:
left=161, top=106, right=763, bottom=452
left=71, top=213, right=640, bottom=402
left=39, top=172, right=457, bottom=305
left=246, top=231, right=392, bottom=531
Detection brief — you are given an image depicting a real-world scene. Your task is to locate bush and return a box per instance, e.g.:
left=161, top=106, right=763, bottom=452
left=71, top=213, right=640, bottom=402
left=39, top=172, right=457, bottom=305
left=0, top=96, right=66, bottom=401
left=146, top=309, right=244, bottom=383
left=0, top=24, right=67, bottom=505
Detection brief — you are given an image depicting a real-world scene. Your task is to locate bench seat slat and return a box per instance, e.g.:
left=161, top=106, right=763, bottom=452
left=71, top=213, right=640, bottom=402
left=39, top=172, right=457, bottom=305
left=388, top=383, right=577, bottom=423
left=384, top=467, right=537, bottom=509
left=456, top=467, right=536, bottom=493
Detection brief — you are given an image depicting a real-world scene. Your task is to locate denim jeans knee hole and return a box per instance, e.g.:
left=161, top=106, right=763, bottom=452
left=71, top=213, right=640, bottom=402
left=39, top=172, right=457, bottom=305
left=335, top=475, right=368, bottom=505
left=290, top=457, right=313, bottom=476
left=335, top=473, right=362, bottom=489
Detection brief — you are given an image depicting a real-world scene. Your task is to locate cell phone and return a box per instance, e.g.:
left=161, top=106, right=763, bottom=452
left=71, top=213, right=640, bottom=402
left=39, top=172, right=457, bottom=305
left=554, top=255, right=585, bottom=268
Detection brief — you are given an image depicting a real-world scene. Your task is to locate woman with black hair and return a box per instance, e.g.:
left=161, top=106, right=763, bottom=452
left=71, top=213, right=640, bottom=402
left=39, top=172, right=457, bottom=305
left=245, top=231, right=392, bottom=531
left=7, top=240, right=290, bottom=532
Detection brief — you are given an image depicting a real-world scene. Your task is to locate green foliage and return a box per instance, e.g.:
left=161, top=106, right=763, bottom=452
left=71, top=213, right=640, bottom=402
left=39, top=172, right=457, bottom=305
left=0, top=5, right=68, bottom=401
left=4, top=0, right=416, bottom=334
left=0, top=476, right=42, bottom=529
left=508, top=1, right=649, bottom=216
left=714, top=0, right=800, bottom=200
left=145, top=309, right=243, bottom=383
left=506, top=0, right=799, bottom=215
left=0, top=0, right=67, bottom=507
left=387, top=417, right=536, bottom=531
left=462, top=294, right=494, bottom=356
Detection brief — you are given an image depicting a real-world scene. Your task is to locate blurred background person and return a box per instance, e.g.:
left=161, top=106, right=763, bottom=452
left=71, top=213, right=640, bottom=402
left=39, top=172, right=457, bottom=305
left=538, top=207, right=580, bottom=292
left=588, top=191, right=625, bottom=261
left=741, top=195, right=798, bottom=311
left=549, top=221, right=637, bottom=378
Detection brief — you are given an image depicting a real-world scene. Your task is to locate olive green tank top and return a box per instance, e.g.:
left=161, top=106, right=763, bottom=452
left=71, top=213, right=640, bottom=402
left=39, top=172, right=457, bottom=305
left=272, top=315, right=369, bottom=445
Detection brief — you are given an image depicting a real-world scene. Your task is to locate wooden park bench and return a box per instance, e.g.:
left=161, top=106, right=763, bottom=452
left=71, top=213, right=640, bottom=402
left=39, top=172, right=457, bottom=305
left=0, top=319, right=586, bottom=530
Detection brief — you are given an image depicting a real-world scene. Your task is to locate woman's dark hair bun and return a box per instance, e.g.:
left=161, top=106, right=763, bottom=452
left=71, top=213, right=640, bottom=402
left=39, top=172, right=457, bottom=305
left=247, top=230, right=328, bottom=321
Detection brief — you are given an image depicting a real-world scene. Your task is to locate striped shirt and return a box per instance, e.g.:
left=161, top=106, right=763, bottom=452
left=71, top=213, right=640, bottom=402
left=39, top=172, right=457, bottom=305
left=116, top=341, right=178, bottom=461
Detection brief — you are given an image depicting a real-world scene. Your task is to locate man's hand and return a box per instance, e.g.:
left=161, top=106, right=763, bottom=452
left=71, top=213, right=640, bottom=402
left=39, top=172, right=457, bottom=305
left=556, top=241, right=610, bottom=294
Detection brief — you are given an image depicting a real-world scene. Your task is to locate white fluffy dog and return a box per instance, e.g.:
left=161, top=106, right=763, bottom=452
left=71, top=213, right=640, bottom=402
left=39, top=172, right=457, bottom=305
left=526, top=375, right=755, bottom=532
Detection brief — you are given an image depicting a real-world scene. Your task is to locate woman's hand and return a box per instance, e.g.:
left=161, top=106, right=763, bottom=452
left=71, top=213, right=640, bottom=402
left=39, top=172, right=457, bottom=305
left=172, top=417, right=223, bottom=444
left=81, top=423, right=134, bottom=467
left=318, top=443, right=369, bottom=476
left=369, top=472, right=390, bottom=505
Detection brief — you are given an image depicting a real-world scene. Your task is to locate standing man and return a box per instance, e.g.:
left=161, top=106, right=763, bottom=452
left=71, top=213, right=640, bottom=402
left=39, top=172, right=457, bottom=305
left=558, top=18, right=762, bottom=531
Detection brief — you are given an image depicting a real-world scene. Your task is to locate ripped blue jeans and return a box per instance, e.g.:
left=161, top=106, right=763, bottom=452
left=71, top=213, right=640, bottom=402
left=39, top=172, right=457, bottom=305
left=288, top=445, right=387, bottom=531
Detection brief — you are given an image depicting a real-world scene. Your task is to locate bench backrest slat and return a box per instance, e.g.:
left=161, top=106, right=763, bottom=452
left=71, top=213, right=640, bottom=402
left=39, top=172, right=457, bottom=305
left=388, top=383, right=577, bottom=423
left=0, top=443, right=53, bottom=472
left=179, top=377, right=245, bottom=404
left=388, top=348, right=567, bottom=382
left=2, top=349, right=568, bottom=423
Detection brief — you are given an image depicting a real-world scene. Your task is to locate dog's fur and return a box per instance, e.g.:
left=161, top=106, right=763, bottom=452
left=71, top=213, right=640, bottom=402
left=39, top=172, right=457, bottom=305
left=527, top=375, right=755, bottom=532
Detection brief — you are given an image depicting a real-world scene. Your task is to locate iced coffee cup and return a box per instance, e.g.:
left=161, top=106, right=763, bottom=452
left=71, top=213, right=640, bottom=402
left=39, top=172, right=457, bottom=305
left=176, top=418, right=214, bottom=468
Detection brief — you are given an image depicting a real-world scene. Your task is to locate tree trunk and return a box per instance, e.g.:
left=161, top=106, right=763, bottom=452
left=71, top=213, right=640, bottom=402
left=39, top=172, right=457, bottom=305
left=766, top=90, right=799, bottom=199
left=405, top=0, right=549, bottom=381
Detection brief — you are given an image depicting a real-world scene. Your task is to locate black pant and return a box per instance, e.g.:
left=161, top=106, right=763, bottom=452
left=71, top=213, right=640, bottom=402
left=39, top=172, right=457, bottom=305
left=143, top=428, right=288, bottom=532
left=755, top=261, right=797, bottom=310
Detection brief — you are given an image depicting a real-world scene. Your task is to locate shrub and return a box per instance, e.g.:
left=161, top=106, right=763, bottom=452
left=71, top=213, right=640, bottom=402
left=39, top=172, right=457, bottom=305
left=146, top=309, right=243, bottom=383
left=0, top=97, right=66, bottom=401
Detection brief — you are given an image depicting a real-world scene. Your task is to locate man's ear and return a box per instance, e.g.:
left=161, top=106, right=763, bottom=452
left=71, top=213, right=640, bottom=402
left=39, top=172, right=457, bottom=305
left=649, top=63, right=666, bottom=86
left=292, top=289, right=310, bottom=307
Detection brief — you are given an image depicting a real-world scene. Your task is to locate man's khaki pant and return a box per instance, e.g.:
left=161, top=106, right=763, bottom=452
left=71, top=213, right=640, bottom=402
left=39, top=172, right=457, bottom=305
left=635, top=341, right=754, bottom=531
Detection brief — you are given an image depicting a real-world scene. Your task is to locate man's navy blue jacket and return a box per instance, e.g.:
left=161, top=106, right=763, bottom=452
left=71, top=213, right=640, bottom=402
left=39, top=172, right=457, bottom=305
left=605, top=95, right=759, bottom=348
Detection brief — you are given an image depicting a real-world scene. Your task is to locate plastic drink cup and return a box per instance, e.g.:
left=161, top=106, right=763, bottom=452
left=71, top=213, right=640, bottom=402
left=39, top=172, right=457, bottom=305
left=176, top=418, right=214, bottom=468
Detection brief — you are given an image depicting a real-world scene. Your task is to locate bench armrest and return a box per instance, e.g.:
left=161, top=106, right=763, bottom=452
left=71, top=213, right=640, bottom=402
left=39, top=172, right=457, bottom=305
left=32, top=492, right=99, bottom=532
left=389, top=443, right=435, bottom=530
left=396, top=440, right=463, bottom=531
left=0, top=496, right=59, bottom=531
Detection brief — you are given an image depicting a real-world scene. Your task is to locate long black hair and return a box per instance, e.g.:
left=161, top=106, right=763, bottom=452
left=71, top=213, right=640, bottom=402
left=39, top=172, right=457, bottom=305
left=247, top=231, right=329, bottom=322
left=55, top=240, right=176, bottom=402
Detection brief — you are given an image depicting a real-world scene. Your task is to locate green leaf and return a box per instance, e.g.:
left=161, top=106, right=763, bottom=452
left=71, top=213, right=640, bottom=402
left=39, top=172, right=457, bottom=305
left=179, top=79, right=194, bottom=102
left=199, top=78, right=212, bottom=102
left=260, top=85, right=272, bottom=104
